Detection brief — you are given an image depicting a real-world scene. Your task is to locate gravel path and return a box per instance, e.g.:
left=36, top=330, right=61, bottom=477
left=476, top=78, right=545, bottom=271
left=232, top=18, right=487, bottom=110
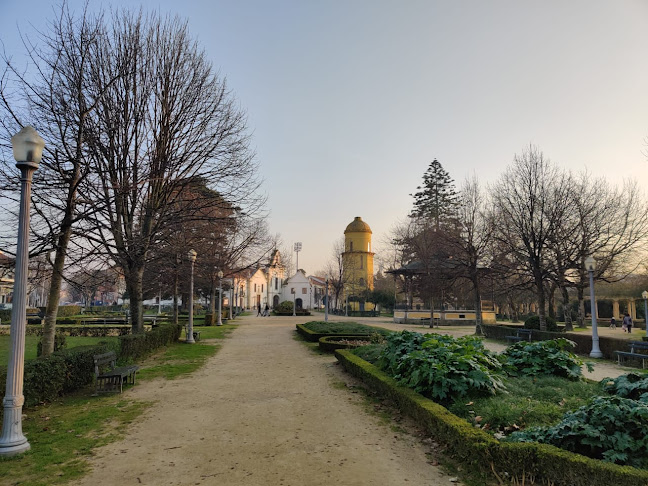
left=71, top=315, right=457, bottom=486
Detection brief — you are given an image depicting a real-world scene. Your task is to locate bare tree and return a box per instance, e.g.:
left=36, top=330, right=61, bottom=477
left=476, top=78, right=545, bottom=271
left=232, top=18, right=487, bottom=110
left=80, top=10, right=261, bottom=332
left=448, top=175, right=494, bottom=333
left=568, top=175, right=648, bottom=326
left=0, top=2, right=112, bottom=355
left=323, top=238, right=347, bottom=311
left=492, top=146, right=571, bottom=331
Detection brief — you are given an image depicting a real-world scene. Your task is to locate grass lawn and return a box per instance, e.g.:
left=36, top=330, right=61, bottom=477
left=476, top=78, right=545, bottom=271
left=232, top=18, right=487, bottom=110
left=0, top=335, right=120, bottom=364
left=447, top=375, right=600, bottom=433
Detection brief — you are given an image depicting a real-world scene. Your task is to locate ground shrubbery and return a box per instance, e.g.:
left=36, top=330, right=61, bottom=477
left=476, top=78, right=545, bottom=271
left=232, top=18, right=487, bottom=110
left=378, top=331, right=504, bottom=402
left=601, top=372, right=648, bottom=400
left=349, top=329, right=648, bottom=469
left=508, top=396, right=648, bottom=468
left=502, top=338, right=592, bottom=380
left=524, top=314, right=558, bottom=331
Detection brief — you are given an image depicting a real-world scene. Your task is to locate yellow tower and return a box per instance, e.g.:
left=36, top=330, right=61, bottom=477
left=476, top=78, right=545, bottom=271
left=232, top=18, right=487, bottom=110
left=342, top=217, right=374, bottom=306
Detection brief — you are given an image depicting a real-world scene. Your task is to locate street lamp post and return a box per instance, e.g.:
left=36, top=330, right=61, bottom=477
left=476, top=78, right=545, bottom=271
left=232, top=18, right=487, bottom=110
left=0, top=126, right=45, bottom=456
left=325, top=279, right=329, bottom=322
left=294, top=242, right=302, bottom=272
left=217, top=270, right=224, bottom=326
left=642, top=291, right=648, bottom=338
left=186, top=249, right=197, bottom=344
left=229, top=282, right=234, bottom=321
left=585, top=256, right=603, bottom=358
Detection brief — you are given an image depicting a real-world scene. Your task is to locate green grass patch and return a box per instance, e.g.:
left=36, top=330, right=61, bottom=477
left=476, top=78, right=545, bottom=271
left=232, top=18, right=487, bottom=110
left=447, top=375, right=600, bottom=433
left=139, top=324, right=234, bottom=380
left=0, top=393, right=148, bottom=486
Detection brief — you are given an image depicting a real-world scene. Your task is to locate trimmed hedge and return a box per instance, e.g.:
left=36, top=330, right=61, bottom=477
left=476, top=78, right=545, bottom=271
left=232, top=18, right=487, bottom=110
left=0, top=343, right=111, bottom=407
left=56, top=305, right=83, bottom=317
left=119, top=324, right=182, bottom=362
left=296, top=322, right=391, bottom=342
left=335, top=350, right=648, bottom=485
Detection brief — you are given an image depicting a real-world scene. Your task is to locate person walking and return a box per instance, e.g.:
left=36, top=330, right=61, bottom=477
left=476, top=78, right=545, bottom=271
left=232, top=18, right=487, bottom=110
left=264, top=303, right=270, bottom=317
left=257, top=303, right=262, bottom=317
left=622, top=313, right=633, bottom=333
left=610, top=317, right=616, bottom=329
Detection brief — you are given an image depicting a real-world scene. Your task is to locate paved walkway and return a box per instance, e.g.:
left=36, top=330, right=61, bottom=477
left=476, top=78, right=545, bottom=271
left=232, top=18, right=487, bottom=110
left=71, top=314, right=638, bottom=486
left=72, top=315, right=455, bottom=486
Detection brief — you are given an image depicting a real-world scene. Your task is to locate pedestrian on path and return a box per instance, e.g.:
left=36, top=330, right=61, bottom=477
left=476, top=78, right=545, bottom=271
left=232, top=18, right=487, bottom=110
left=622, top=313, right=633, bottom=333
left=257, top=303, right=262, bottom=316
left=610, top=317, right=616, bottom=329
left=263, top=303, right=270, bottom=316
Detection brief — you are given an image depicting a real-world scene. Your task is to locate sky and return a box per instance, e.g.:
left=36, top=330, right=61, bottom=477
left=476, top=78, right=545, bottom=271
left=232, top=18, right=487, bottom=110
left=1, top=0, right=647, bottom=274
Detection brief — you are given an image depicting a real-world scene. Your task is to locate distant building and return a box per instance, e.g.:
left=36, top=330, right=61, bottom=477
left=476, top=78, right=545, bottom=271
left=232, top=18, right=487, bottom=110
left=0, top=252, right=14, bottom=305
left=342, top=217, right=374, bottom=310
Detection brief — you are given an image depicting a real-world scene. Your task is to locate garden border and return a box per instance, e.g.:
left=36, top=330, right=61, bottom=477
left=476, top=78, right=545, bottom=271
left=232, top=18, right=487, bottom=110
left=295, top=323, right=390, bottom=343
left=334, top=349, right=648, bottom=486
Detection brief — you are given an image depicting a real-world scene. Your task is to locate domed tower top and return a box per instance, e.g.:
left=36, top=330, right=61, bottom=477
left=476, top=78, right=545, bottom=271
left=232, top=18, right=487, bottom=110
left=344, top=216, right=372, bottom=234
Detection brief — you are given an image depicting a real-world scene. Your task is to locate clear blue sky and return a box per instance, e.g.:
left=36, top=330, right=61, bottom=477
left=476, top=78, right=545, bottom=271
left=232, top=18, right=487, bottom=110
left=1, top=0, right=647, bottom=274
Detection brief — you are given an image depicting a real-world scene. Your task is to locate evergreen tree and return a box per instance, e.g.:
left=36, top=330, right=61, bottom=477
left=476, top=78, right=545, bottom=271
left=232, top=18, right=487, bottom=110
left=410, top=159, right=459, bottom=228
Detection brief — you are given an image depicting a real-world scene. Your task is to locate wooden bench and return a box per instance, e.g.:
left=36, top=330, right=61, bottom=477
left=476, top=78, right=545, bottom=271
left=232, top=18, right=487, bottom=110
left=615, top=341, right=648, bottom=368
left=93, top=351, right=139, bottom=394
left=505, top=329, right=533, bottom=344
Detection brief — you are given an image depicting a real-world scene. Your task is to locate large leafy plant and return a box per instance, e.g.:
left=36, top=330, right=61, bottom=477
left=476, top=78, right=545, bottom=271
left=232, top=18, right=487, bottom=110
left=508, top=396, right=648, bottom=468
left=502, top=338, right=592, bottom=380
left=378, top=331, right=505, bottom=402
left=601, top=372, right=648, bottom=401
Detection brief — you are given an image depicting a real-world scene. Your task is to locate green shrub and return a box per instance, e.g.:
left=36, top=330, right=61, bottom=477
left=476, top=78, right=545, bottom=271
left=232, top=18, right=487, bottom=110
left=57, top=305, right=82, bottom=317
left=0, top=343, right=110, bottom=406
left=502, top=338, right=592, bottom=380
left=524, top=315, right=558, bottom=331
left=36, top=333, right=67, bottom=357
left=276, top=300, right=293, bottom=313
left=378, top=331, right=505, bottom=403
left=0, top=309, right=10, bottom=323
left=58, top=344, right=110, bottom=393
left=601, top=373, right=648, bottom=400
left=118, top=324, right=182, bottom=362
left=508, top=396, right=648, bottom=468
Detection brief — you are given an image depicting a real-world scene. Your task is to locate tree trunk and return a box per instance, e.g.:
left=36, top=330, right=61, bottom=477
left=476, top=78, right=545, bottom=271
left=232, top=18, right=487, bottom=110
left=547, top=283, right=556, bottom=320
left=41, top=216, right=75, bottom=356
left=561, top=285, right=573, bottom=331
left=536, top=278, right=547, bottom=331
left=126, top=265, right=145, bottom=333
left=209, top=279, right=216, bottom=315
left=474, top=285, right=483, bottom=335
left=577, top=286, right=586, bottom=328
left=173, top=262, right=179, bottom=325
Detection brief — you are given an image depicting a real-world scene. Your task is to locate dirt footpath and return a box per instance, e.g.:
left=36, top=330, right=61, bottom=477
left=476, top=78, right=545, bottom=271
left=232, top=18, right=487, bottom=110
left=71, top=316, right=458, bottom=486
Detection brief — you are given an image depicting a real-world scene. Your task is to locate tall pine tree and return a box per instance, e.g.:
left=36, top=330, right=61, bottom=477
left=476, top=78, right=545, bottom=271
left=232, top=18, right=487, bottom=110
left=410, top=159, right=459, bottom=229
